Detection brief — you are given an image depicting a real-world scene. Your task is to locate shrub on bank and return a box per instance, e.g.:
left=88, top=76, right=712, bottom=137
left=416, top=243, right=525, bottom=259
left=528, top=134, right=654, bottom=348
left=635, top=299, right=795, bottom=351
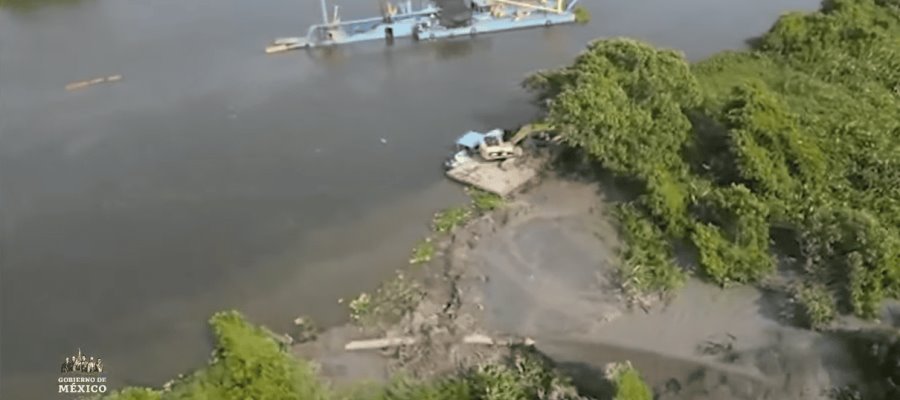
left=606, top=362, right=652, bottom=400
left=616, top=204, right=684, bottom=293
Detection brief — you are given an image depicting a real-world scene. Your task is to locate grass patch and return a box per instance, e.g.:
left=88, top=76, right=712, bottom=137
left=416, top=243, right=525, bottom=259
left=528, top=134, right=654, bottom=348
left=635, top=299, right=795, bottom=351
left=349, top=273, right=422, bottom=328
left=573, top=6, right=591, bottom=24
left=607, top=362, right=652, bottom=400
left=409, top=237, right=435, bottom=265
left=793, top=283, right=837, bottom=330
left=432, top=206, right=472, bottom=233
left=467, top=188, right=505, bottom=213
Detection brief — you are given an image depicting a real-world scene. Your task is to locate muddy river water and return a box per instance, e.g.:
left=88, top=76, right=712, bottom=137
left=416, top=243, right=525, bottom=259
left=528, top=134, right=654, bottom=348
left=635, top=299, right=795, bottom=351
left=0, top=0, right=820, bottom=397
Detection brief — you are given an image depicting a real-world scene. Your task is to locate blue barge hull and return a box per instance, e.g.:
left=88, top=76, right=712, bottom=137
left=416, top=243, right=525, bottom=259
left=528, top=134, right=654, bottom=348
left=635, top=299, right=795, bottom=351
left=415, top=11, right=575, bottom=40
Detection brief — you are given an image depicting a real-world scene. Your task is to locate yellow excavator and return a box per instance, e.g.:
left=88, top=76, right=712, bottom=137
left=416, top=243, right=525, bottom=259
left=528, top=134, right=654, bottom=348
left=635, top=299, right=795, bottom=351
left=478, top=122, right=555, bottom=161
left=445, top=122, right=557, bottom=170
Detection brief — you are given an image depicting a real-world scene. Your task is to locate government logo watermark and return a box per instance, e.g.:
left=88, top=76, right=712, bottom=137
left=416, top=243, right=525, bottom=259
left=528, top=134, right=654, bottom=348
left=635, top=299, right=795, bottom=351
left=58, top=349, right=108, bottom=394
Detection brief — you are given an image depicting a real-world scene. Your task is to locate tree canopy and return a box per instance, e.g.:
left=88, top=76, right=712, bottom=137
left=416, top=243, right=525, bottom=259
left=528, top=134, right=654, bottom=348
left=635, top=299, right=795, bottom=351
left=528, top=0, right=900, bottom=319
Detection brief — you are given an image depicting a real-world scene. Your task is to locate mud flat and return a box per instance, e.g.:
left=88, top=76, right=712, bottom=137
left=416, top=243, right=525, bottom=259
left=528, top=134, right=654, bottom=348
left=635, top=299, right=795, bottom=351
left=293, top=176, right=872, bottom=398
left=536, top=280, right=865, bottom=399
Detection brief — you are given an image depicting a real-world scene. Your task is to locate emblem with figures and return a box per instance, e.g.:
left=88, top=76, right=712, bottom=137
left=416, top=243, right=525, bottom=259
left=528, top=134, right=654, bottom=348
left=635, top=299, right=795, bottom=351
left=58, top=349, right=108, bottom=395
left=61, top=348, right=104, bottom=373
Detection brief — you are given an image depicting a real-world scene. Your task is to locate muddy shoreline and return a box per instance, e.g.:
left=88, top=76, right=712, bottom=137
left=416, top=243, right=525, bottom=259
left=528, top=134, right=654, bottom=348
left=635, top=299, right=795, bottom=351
left=288, top=173, right=887, bottom=399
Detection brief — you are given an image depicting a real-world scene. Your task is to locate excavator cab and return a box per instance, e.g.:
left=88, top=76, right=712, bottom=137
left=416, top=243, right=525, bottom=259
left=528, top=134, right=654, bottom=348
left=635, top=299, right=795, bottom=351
left=478, top=131, right=522, bottom=161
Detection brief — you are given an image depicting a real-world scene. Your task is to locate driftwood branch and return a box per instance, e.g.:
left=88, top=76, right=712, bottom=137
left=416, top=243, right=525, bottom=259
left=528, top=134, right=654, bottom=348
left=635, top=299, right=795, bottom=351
left=344, top=337, right=417, bottom=350
left=343, top=334, right=535, bottom=351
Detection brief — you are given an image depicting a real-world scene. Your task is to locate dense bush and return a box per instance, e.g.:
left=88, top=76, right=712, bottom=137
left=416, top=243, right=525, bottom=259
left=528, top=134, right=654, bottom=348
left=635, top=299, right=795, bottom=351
left=102, top=311, right=329, bottom=400
left=528, top=0, right=900, bottom=315
left=615, top=204, right=684, bottom=293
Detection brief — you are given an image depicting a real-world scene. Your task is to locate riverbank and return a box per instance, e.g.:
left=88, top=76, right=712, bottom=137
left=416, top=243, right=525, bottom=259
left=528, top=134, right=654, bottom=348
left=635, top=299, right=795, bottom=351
left=289, top=169, right=878, bottom=399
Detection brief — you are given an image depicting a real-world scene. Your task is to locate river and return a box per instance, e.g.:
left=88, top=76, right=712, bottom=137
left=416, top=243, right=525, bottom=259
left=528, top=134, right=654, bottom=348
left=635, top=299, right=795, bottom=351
left=0, top=0, right=820, bottom=397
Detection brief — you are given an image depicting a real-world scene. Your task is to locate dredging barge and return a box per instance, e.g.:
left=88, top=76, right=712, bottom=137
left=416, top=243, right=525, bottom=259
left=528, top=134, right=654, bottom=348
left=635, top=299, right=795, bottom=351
left=267, top=0, right=581, bottom=52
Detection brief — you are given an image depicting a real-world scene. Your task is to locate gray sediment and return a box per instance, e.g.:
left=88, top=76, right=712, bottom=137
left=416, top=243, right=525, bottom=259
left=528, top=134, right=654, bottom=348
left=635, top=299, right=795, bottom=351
left=294, top=175, right=884, bottom=399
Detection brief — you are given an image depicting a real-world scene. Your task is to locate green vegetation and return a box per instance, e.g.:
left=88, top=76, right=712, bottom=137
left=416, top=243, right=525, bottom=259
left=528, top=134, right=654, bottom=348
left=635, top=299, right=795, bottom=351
left=615, top=204, right=684, bottom=293
left=103, top=311, right=330, bottom=400
left=409, top=237, right=436, bottom=265
left=467, top=188, right=505, bottom=213
left=793, top=283, right=837, bottom=330
left=411, top=188, right=503, bottom=265
left=526, top=0, right=900, bottom=318
left=573, top=6, right=591, bottom=24
left=105, top=312, right=642, bottom=400
left=356, top=353, right=586, bottom=400
left=431, top=187, right=505, bottom=234
left=607, top=362, right=652, bottom=400
left=433, top=206, right=473, bottom=233
left=348, top=273, right=422, bottom=328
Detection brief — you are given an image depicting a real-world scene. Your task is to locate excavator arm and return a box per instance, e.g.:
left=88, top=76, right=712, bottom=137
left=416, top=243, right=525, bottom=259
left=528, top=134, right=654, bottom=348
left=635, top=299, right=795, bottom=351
left=509, top=122, right=553, bottom=144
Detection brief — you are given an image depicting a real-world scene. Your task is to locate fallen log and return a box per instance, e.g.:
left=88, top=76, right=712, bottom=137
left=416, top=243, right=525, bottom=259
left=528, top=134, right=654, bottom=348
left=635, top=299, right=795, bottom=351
left=265, top=43, right=303, bottom=54
left=462, top=333, right=495, bottom=345
left=65, top=75, right=123, bottom=91
left=345, top=334, right=535, bottom=351
left=265, top=38, right=305, bottom=54
left=463, top=334, right=536, bottom=346
left=344, top=337, right=417, bottom=351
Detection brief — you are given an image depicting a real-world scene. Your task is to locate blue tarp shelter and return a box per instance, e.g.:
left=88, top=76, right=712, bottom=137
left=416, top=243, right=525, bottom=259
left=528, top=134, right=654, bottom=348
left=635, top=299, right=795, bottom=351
left=456, top=131, right=486, bottom=150
left=455, top=129, right=503, bottom=150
